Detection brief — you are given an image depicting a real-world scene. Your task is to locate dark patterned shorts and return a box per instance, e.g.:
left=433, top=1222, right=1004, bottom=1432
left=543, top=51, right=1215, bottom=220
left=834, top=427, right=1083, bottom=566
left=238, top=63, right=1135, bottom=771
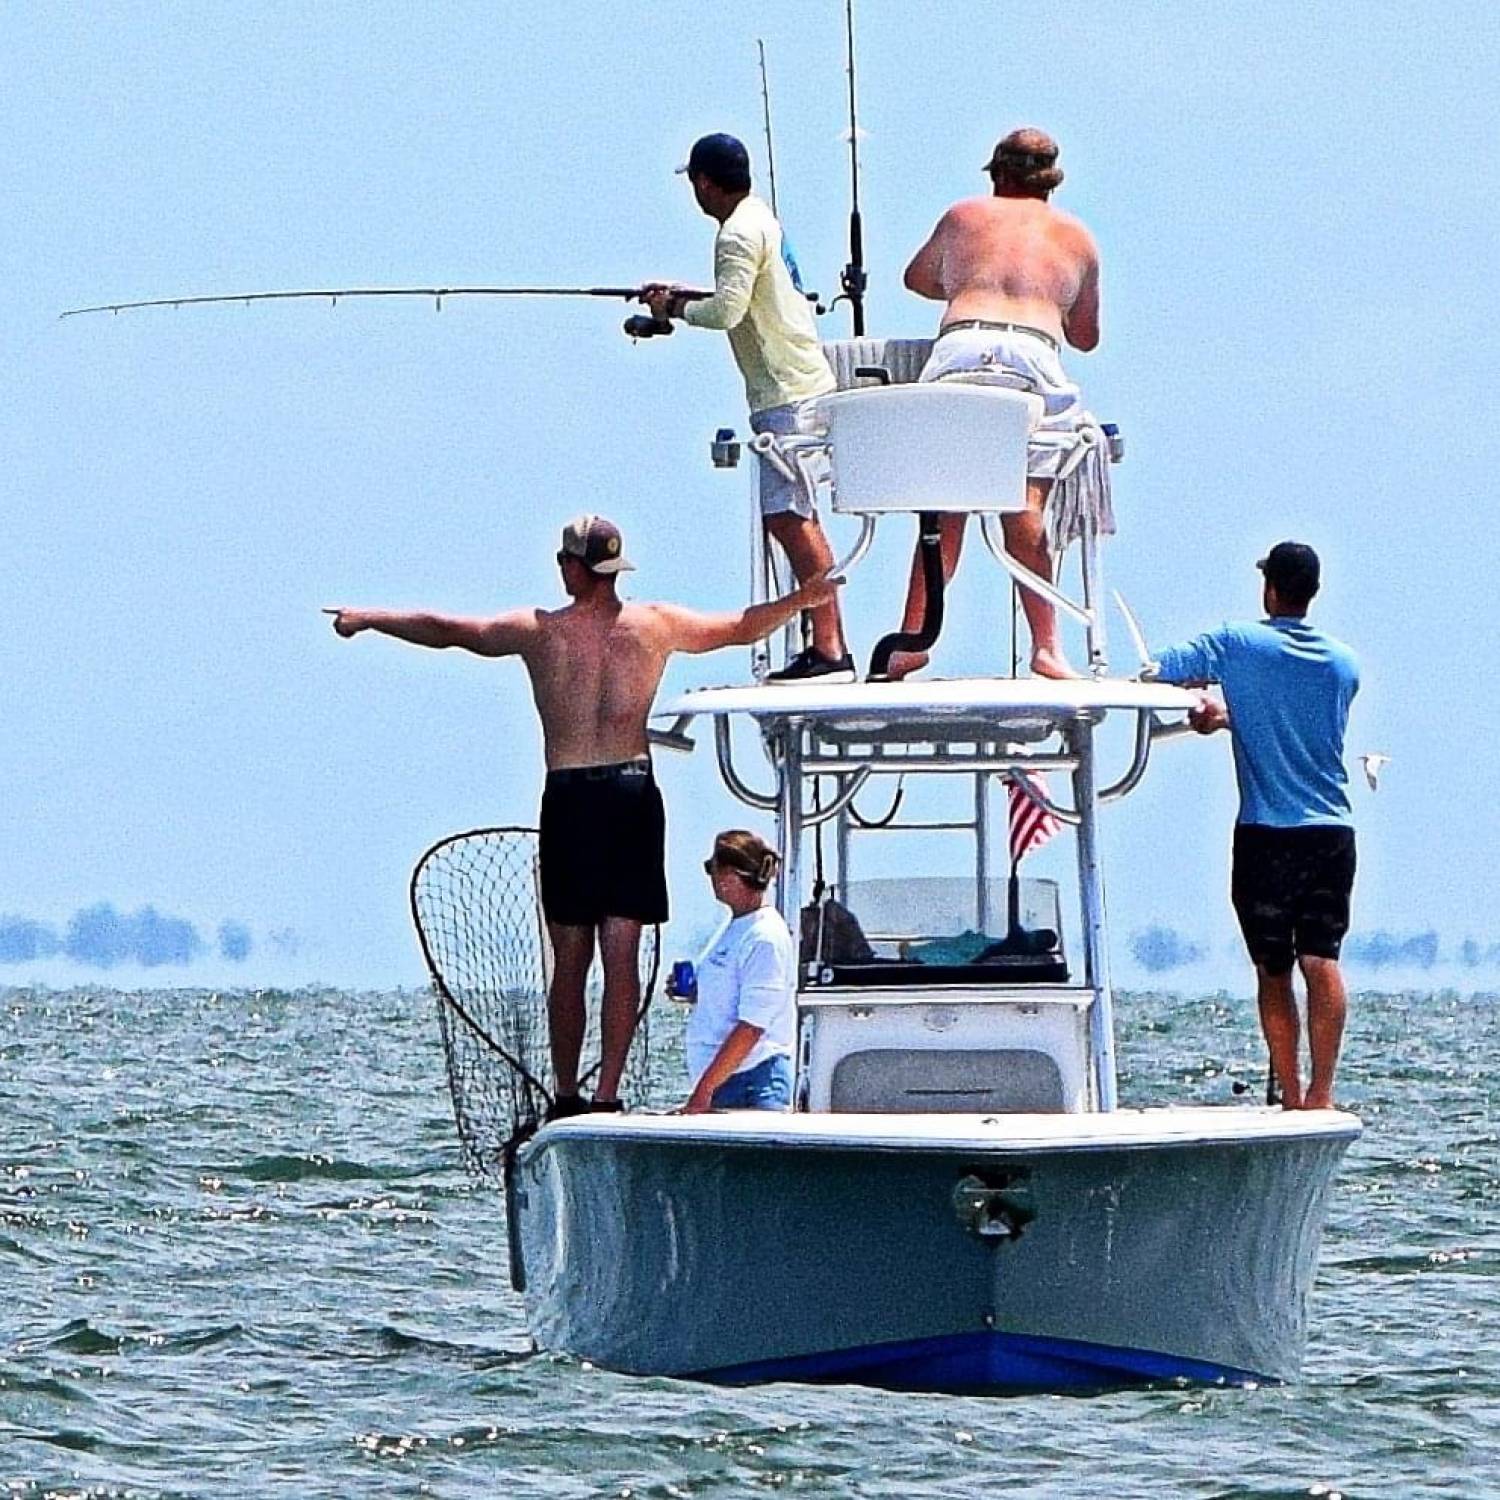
left=1231, top=824, right=1356, bottom=977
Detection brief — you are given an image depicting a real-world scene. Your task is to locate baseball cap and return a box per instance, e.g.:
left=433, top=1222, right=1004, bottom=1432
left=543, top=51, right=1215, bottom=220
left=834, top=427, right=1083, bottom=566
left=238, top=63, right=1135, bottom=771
left=560, top=515, right=635, bottom=575
left=1256, top=541, right=1320, bottom=595
left=983, top=126, right=1059, bottom=173
left=676, top=133, right=751, bottom=186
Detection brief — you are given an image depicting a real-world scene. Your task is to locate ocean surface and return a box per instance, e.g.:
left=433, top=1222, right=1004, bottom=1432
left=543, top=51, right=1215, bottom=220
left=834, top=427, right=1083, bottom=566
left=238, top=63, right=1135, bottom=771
left=2, top=983, right=1495, bottom=1499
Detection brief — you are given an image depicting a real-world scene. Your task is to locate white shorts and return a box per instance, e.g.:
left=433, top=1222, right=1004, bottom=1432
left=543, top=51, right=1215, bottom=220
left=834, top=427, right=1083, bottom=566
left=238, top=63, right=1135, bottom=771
left=750, top=397, right=827, bottom=520
left=920, top=327, right=1083, bottom=480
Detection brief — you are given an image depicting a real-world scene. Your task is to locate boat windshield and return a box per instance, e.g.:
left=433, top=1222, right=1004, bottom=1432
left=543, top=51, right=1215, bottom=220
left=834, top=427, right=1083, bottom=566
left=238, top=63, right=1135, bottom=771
left=802, top=876, right=1068, bottom=987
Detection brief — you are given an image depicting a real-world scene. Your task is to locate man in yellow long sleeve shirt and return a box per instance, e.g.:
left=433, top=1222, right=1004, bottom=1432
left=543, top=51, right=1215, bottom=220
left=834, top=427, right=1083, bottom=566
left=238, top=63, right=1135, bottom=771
left=644, top=133, right=853, bottom=683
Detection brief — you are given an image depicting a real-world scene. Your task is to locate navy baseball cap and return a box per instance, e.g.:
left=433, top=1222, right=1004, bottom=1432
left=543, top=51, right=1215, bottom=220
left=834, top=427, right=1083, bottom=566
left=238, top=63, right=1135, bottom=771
left=676, top=133, right=751, bottom=186
left=1257, top=541, right=1320, bottom=595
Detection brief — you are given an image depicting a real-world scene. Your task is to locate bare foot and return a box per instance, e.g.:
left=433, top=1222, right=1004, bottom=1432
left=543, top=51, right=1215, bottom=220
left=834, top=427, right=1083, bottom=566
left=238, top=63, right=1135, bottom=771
left=1301, top=1089, right=1334, bottom=1111
left=1030, top=648, right=1083, bottom=681
left=884, top=649, right=929, bottom=682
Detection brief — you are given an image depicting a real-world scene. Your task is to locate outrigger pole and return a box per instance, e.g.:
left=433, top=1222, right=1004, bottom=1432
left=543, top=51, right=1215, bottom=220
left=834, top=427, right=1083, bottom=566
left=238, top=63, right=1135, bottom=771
left=59, top=284, right=708, bottom=338
left=838, top=0, right=867, bottom=337
left=837, top=0, right=947, bottom=681
left=757, top=39, right=780, bottom=220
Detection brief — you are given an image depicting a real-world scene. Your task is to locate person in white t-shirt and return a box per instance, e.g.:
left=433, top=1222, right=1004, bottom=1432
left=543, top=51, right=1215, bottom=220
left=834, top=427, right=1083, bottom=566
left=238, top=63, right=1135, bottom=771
left=682, top=829, right=797, bottom=1113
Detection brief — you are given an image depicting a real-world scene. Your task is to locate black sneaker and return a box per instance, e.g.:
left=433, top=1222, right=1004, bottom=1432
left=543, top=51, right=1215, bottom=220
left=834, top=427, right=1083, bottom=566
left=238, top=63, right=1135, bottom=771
left=766, top=648, right=857, bottom=684
left=589, top=1098, right=625, bottom=1114
left=544, top=1092, right=590, bottom=1123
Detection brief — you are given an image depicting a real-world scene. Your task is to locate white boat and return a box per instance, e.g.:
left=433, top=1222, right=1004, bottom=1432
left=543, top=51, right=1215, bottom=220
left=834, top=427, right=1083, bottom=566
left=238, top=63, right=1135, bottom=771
left=421, top=337, right=1362, bottom=1393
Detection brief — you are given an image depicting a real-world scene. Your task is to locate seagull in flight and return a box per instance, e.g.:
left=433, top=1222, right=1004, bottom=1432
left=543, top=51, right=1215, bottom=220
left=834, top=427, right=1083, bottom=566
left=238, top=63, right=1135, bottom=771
left=1360, top=753, right=1391, bottom=791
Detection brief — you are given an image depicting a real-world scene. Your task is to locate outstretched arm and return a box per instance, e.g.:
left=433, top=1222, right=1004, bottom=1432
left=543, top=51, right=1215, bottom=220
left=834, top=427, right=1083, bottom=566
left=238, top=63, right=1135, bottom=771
left=327, top=606, right=539, bottom=658
left=652, top=575, right=842, bottom=656
left=1150, top=630, right=1227, bottom=688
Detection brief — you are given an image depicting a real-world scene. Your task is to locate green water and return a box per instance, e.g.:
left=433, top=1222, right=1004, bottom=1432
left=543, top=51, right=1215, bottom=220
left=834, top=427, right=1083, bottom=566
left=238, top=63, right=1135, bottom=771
left=2, top=985, right=1495, bottom=1497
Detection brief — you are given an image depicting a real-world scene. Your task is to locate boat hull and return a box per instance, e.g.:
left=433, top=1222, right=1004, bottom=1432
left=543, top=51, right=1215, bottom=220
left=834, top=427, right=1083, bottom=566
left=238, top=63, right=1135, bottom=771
left=511, top=1109, right=1359, bottom=1392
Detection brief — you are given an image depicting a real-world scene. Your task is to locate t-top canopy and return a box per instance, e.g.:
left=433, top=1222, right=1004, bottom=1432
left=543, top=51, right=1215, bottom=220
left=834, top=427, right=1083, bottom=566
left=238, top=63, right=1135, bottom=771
left=657, top=675, right=1199, bottom=731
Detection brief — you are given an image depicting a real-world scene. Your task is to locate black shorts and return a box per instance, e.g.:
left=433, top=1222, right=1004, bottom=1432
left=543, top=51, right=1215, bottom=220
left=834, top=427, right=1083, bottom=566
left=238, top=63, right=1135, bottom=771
left=538, top=760, right=668, bottom=927
left=1231, top=824, right=1356, bottom=977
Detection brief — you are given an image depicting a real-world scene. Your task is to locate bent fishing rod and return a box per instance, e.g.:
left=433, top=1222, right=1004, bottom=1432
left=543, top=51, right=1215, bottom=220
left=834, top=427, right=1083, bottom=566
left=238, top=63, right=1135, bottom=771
left=58, top=284, right=712, bottom=339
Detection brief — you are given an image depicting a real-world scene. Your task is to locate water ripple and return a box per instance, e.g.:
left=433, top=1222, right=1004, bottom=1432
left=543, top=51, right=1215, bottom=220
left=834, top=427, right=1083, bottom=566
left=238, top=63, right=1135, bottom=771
left=2, top=984, right=1495, bottom=1500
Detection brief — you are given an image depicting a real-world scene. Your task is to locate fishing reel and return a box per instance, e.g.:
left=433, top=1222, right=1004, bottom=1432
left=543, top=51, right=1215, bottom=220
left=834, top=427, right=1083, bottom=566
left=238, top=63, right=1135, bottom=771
left=623, top=314, right=674, bottom=340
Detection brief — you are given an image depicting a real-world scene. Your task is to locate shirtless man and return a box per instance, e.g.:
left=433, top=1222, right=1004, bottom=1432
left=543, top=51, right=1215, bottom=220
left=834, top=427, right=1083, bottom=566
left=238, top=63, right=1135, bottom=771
left=891, top=127, right=1100, bottom=681
left=329, top=514, right=836, bottom=1117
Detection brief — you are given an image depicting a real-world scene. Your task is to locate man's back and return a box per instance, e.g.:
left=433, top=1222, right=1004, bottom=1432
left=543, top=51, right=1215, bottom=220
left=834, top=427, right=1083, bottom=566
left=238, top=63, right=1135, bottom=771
left=906, top=196, right=1098, bottom=347
left=522, top=576, right=838, bottom=769
left=1156, top=619, right=1361, bottom=828
left=524, top=601, right=674, bottom=771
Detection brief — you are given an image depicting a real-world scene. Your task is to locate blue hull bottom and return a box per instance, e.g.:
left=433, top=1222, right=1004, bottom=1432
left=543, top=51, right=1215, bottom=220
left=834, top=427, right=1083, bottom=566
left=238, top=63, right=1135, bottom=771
left=697, top=1329, right=1270, bottom=1394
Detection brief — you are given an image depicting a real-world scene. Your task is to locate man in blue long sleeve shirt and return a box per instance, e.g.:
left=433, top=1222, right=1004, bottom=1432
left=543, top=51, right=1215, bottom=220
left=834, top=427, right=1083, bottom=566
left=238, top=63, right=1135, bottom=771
left=1152, top=543, right=1360, bottom=1110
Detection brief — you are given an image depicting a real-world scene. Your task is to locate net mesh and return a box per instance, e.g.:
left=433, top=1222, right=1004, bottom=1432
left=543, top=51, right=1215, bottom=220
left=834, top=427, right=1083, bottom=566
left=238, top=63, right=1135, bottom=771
left=410, top=826, right=659, bottom=1182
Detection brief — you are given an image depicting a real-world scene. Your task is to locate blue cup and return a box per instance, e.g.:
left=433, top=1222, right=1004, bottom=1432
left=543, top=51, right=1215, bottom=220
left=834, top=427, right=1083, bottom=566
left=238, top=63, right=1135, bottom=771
left=669, top=960, right=697, bottom=1002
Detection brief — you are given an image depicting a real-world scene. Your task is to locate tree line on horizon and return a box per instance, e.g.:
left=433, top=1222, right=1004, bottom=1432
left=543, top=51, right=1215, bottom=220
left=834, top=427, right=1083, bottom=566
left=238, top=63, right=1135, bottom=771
left=3, top=904, right=1494, bottom=978
left=0, top=904, right=288, bottom=968
left=1130, top=923, right=1499, bottom=974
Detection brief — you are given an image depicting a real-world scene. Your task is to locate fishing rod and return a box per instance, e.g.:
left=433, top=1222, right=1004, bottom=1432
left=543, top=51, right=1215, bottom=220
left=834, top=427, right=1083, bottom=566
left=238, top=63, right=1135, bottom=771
left=837, top=0, right=867, bottom=336
left=58, top=284, right=711, bottom=339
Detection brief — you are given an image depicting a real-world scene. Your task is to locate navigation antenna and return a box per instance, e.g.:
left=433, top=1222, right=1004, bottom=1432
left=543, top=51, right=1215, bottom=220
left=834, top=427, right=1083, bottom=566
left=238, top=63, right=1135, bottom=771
left=839, top=0, right=867, bottom=335
left=757, top=39, right=780, bottom=219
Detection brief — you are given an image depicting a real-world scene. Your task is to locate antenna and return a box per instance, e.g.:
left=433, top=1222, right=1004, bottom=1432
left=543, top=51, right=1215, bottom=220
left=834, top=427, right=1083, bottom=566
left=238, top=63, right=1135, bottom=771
left=757, top=39, right=780, bottom=219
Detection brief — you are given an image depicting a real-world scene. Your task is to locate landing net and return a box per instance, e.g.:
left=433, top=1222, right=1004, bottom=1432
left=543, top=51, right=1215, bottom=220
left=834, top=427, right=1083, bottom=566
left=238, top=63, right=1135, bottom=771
left=410, top=826, right=659, bottom=1182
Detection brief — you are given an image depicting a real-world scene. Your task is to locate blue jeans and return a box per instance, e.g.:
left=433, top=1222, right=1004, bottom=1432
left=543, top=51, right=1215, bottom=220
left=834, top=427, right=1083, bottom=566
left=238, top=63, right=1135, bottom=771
left=710, top=1053, right=793, bottom=1111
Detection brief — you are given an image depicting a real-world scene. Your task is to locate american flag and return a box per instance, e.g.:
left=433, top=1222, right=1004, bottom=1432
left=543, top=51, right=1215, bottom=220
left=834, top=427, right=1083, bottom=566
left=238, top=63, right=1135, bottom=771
left=1007, top=772, right=1061, bottom=864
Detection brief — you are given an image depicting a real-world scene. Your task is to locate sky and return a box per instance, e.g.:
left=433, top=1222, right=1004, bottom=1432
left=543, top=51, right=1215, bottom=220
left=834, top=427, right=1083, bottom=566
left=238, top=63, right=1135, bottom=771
left=4, top=0, right=1498, bottom=992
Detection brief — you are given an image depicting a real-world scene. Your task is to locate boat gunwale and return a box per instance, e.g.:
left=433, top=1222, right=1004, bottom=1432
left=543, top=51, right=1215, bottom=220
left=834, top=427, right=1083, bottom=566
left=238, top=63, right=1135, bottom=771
left=520, top=1105, right=1363, bottom=1163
